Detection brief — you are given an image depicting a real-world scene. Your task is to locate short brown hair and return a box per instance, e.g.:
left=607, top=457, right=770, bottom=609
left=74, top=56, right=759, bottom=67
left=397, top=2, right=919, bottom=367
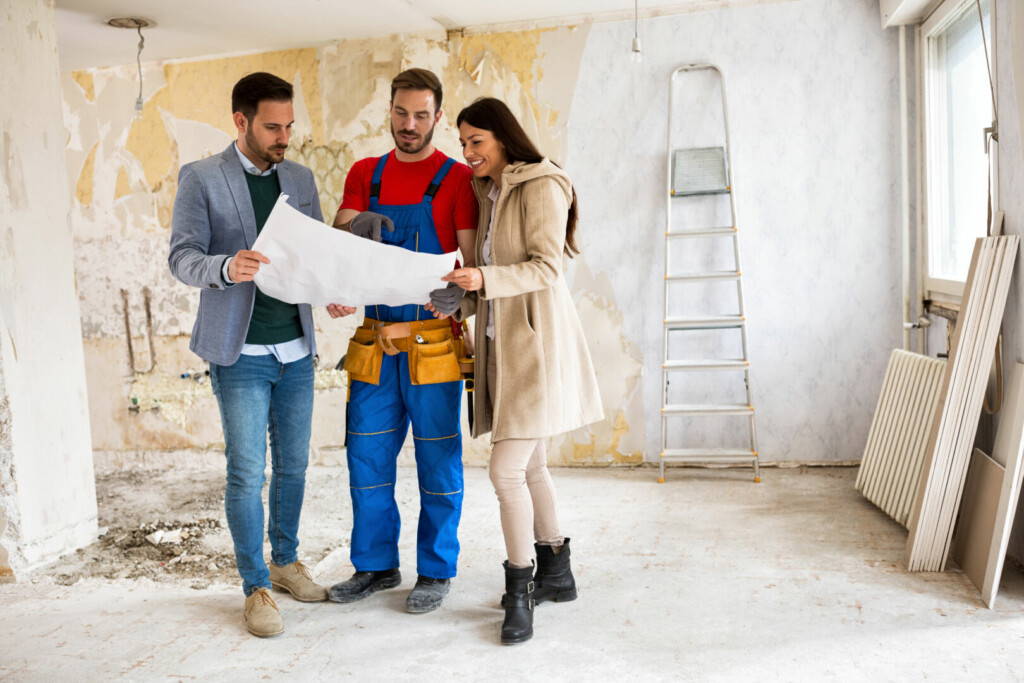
left=231, top=72, right=292, bottom=121
left=390, top=68, right=443, bottom=111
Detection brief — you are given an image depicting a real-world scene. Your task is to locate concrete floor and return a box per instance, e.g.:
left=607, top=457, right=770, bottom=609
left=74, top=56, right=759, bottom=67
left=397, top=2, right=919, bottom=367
left=3, top=465, right=1024, bottom=681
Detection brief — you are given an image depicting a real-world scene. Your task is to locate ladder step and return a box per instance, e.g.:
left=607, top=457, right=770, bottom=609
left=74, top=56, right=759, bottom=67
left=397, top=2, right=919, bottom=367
left=665, top=315, right=745, bottom=330
left=666, top=227, right=736, bottom=238
left=670, top=188, right=731, bottom=197
left=663, top=359, right=749, bottom=371
left=662, top=403, right=754, bottom=416
left=660, top=448, right=757, bottom=462
left=666, top=271, right=741, bottom=282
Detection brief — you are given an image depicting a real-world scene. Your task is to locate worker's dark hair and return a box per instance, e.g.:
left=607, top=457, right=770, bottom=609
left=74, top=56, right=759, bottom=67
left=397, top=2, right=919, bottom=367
left=390, top=68, right=443, bottom=111
left=231, top=72, right=293, bottom=121
left=457, top=97, right=579, bottom=256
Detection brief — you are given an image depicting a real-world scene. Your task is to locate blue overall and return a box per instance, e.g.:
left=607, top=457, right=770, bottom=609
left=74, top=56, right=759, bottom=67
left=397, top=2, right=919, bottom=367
left=346, top=154, right=464, bottom=579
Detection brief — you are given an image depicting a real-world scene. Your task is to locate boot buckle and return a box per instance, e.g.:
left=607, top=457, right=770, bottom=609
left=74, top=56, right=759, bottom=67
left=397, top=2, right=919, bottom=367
left=526, top=581, right=535, bottom=593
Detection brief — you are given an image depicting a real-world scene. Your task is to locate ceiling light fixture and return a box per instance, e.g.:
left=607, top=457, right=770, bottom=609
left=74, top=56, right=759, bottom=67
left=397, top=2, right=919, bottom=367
left=107, top=17, right=153, bottom=112
left=631, top=0, right=643, bottom=64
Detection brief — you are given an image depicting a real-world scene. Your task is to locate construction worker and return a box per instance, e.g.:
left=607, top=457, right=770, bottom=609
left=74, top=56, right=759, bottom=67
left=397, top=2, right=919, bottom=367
left=326, top=68, right=478, bottom=614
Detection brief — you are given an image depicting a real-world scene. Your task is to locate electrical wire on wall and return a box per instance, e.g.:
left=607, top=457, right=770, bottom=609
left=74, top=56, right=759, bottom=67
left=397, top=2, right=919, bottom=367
left=975, top=0, right=1003, bottom=415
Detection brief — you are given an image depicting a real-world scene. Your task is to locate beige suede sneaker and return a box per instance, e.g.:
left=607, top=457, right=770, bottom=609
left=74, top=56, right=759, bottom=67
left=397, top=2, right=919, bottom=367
left=244, top=588, right=283, bottom=638
left=270, top=561, right=328, bottom=602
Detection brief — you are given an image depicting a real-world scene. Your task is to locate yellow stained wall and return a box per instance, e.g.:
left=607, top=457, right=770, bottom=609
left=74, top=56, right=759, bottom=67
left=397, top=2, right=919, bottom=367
left=63, top=27, right=645, bottom=467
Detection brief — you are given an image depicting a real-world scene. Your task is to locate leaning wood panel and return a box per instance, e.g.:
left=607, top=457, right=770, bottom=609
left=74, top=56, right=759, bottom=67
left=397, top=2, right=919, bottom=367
left=906, top=236, right=1019, bottom=571
left=982, top=361, right=1024, bottom=607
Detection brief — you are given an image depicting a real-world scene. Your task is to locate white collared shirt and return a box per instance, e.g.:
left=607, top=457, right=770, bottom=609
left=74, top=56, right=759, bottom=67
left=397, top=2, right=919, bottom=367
left=225, top=142, right=310, bottom=364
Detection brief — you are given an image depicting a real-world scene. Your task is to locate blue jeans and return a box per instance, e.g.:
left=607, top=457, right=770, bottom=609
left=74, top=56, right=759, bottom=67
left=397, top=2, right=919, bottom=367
left=210, top=353, right=314, bottom=595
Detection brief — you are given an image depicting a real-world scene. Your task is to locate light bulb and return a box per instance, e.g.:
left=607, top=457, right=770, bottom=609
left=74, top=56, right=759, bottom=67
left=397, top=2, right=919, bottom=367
left=631, top=36, right=643, bottom=64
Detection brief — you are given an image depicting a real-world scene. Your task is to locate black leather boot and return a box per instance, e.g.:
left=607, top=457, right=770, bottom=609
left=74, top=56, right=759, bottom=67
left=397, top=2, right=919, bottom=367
left=534, top=537, right=577, bottom=604
left=500, top=561, right=534, bottom=645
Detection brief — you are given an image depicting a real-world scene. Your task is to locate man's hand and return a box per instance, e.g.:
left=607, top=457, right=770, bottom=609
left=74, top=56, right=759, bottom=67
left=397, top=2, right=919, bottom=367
left=326, top=304, right=357, bottom=318
left=228, top=250, right=270, bottom=283
left=349, top=211, right=396, bottom=242
left=426, top=282, right=465, bottom=318
left=442, top=267, right=484, bottom=292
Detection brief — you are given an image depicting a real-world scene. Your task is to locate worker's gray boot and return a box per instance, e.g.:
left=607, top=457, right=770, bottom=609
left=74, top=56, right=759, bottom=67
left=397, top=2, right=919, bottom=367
left=533, top=538, right=577, bottom=604
left=328, top=569, right=401, bottom=603
left=406, top=576, right=451, bottom=613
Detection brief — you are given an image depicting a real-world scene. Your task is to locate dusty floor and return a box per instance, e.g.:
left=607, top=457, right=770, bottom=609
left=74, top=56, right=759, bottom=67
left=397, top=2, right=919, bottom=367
left=3, top=463, right=1024, bottom=681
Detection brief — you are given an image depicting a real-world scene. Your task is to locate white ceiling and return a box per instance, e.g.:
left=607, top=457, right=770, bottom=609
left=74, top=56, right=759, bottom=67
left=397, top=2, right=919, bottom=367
left=55, top=0, right=731, bottom=71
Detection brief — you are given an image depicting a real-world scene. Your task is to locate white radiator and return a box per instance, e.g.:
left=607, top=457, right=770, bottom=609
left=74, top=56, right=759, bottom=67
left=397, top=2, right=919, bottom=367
left=856, top=349, right=946, bottom=527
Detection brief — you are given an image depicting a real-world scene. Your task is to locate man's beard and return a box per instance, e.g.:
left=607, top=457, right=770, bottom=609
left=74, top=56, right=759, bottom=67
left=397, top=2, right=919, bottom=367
left=246, top=129, right=287, bottom=165
left=392, top=122, right=434, bottom=155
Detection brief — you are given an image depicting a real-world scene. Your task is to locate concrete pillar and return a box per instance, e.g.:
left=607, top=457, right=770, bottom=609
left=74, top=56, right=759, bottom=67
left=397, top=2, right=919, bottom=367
left=0, top=0, right=98, bottom=579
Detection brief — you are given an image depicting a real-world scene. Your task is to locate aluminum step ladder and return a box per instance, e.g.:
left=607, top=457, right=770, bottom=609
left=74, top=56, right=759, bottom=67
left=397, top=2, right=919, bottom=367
left=659, top=64, right=760, bottom=483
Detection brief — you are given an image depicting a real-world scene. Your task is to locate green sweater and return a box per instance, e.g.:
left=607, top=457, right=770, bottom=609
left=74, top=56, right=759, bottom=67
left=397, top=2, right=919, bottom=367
left=243, top=172, right=303, bottom=345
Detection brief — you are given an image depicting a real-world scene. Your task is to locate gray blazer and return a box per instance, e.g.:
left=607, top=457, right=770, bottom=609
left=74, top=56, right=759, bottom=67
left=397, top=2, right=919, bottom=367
left=168, top=143, right=324, bottom=366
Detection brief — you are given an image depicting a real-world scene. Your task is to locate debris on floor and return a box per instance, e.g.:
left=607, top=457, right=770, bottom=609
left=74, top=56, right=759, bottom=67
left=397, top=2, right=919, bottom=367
left=38, top=463, right=349, bottom=590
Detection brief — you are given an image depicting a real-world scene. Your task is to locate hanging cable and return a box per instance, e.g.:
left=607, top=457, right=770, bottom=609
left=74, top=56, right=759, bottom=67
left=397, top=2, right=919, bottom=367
left=976, top=0, right=997, bottom=134
left=631, top=0, right=642, bottom=63
left=135, top=23, right=145, bottom=112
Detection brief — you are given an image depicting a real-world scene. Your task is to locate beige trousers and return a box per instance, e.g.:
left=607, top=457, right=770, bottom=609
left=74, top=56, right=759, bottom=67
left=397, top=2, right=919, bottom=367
left=488, top=343, right=564, bottom=568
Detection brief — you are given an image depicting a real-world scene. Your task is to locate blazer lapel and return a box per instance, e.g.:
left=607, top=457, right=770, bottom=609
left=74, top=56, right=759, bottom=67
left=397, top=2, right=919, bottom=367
left=276, top=162, right=299, bottom=211
left=220, top=145, right=258, bottom=248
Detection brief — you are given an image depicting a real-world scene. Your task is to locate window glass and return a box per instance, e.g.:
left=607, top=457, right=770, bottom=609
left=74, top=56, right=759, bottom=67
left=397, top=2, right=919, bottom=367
left=927, top=0, right=992, bottom=284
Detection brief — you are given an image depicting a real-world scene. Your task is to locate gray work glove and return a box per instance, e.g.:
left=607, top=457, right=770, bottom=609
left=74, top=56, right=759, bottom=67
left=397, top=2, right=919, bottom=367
left=349, top=211, right=395, bottom=242
left=429, top=282, right=466, bottom=316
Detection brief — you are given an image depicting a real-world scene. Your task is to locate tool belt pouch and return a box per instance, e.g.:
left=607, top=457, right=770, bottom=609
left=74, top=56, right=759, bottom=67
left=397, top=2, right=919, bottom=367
left=343, top=327, right=383, bottom=385
left=453, top=339, right=475, bottom=389
left=409, top=338, right=462, bottom=385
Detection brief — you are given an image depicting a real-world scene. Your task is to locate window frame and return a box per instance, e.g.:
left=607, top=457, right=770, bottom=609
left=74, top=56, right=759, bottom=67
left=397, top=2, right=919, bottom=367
left=919, top=0, right=994, bottom=301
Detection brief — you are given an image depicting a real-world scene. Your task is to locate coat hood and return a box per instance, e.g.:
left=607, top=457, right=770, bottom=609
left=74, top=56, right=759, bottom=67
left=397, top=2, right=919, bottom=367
left=472, top=158, right=573, bottom=203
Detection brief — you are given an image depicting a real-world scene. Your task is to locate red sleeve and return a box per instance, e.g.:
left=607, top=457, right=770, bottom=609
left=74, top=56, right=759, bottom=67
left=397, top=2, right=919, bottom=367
left=452, top=166, right=479, bottom=231
left=339, top=159, right=372, bottom=212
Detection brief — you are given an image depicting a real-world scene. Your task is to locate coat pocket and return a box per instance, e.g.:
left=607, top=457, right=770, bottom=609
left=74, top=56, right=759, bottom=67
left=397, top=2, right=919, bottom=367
left=409, top=339, right=462, bottom=385
left=343, top=327, right=383, bottom=385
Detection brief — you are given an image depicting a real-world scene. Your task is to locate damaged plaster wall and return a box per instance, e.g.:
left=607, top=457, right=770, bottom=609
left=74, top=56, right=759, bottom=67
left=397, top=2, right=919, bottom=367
left=63, top=0, right=901, bottom=469
left=1, top=0, right=98, bottom=575
left=63, top=26, right=618, bottom=467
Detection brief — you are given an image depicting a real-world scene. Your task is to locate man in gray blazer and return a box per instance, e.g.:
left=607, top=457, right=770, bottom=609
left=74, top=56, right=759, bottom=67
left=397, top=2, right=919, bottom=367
left=169, top=72, right=350, bottom=637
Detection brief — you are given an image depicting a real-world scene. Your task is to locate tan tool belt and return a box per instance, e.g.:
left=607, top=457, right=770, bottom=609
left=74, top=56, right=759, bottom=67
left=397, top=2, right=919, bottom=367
left=343, top=318, right=473, bottom=387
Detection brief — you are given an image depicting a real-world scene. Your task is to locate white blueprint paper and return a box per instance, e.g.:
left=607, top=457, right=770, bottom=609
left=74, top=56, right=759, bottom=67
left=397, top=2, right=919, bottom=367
left=251, top=195, right=456, bottom=306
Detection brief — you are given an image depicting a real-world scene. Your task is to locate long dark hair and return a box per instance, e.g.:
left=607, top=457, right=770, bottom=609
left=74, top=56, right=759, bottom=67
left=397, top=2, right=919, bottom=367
left=456, top=97, right=579, bottom=256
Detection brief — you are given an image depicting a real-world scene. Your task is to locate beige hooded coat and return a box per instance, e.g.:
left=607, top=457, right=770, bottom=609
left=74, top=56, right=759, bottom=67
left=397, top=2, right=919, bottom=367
left=459, top=159, right=603, bottom=442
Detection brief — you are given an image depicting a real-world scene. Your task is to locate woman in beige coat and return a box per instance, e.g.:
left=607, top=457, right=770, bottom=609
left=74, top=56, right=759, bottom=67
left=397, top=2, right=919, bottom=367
left=426, top=97, right=603, bottom=645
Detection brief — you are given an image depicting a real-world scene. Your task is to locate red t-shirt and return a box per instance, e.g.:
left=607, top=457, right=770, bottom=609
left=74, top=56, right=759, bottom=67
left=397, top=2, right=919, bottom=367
left=339, top=149, right=478, bottom=253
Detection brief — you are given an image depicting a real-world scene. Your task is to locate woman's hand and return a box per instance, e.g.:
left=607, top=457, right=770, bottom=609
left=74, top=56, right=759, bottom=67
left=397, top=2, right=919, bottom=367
left=442, top=267, right=484, bottom=292
left=326, top=304, right=357, bottom=318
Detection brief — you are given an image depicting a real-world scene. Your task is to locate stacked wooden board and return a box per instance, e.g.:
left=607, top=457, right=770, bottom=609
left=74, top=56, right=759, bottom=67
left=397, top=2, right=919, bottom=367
left=855, top=349, right=945, bottom=527
left=950, top=362, right=1024, bottom=607
left=906, top=235, right=1019, bottom=572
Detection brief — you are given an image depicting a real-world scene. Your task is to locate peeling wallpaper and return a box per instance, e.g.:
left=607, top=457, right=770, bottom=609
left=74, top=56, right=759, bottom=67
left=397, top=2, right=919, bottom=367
left=63, top=0, right=903, bottom=469
left=62, top=26, right=622, bottom=466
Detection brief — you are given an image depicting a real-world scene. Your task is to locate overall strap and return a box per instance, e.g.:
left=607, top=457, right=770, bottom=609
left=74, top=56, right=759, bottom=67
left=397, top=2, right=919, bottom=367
left=369, top=154, right=389, bottom=202
left=422, top=157, right=456, bottom=204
